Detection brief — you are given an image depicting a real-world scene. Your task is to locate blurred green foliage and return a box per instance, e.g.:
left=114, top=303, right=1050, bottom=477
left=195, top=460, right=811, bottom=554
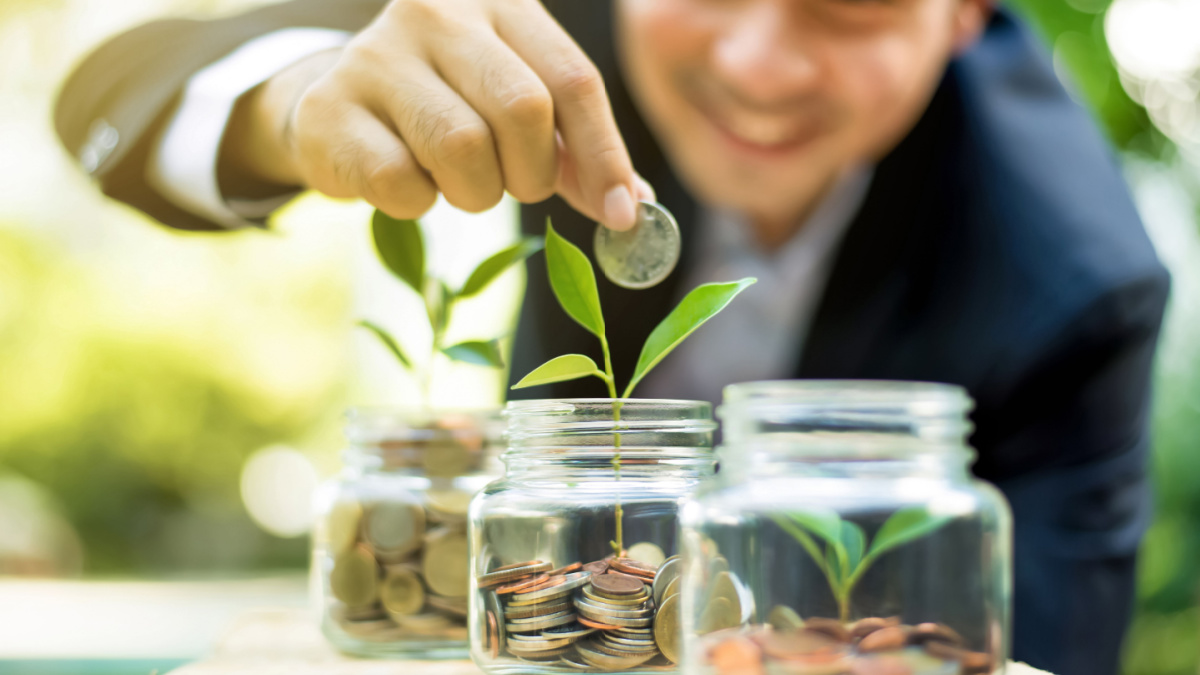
left=0, top=225, right=344, bottom=573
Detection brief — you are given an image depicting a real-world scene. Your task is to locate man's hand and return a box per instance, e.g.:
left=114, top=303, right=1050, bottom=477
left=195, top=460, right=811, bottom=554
left=224, top=0, right=653, bottom=230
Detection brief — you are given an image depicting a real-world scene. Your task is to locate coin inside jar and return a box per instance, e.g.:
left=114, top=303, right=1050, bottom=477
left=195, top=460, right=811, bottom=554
left=594, top=201, right=681, bottom=289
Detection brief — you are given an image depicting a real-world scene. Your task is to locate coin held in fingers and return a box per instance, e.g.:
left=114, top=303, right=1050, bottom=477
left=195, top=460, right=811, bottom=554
left=594, top=201, right=681, bottom=289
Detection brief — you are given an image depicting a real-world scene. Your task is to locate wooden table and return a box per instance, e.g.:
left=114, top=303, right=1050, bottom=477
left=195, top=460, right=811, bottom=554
left=168, top=609, right=1053, bottom=675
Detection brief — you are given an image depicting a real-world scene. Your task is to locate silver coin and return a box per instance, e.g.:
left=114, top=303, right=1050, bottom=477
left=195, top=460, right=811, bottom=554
left=594, top=201, right=681, bottom=289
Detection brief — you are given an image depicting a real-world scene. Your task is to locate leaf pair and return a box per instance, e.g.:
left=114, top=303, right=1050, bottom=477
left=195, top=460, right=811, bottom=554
left=513, top=220, right=756, bottom=398
left=361, top=211, right=543, bottom=373
left=771, top=506, right=952, bottom=621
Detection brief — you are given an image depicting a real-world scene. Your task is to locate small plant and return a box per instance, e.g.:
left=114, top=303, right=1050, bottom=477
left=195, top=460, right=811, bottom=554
left=772, top=507, right=952, bottom=622
left=513, top=220, right=756, bottom=398
left=361, top=210, right=544, bottom=405
left=513, top=219, right=755, bottom=555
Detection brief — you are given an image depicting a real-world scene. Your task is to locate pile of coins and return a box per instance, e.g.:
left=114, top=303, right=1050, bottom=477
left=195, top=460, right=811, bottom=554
left=702, top=614, right=994, bottom=675
left=323, top=490, right=473, bottom=643
left=477, top=549, right=683, bottom=671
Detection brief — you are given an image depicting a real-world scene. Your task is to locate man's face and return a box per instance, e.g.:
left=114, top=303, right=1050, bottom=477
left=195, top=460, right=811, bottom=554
left=615, top=0, right=987, bottom=229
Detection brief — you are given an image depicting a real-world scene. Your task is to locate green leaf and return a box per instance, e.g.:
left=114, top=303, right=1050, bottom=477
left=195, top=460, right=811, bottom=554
left=372, top=210, right=425, bottom=292
left=866, top=506, right=953, bottom=561
left=841, top=521, right=866, bottom=575
left=784, top=509, right=844, bottom=546
left=623, top=278, right=756, bottom=397
left=459, top=237, right=544, bottom=298
left=771, top=514, right=839, bottom=594
left=357, top=320, right=412, bottom=370
left=512, top=354, right=607, bottom=390
left=424, top=277, right=453, bottom=335
left=442, top=340, right=504, bottom=368
left=545, top=220, right=605, bottom=338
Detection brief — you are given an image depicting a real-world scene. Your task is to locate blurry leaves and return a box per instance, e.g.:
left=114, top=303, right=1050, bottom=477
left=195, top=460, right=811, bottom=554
left=372, top=211, right=425, bottom=292
left=357, top=320, right=413, bottom=370
left=460, top=237, right=544, bottom=298
left=442, top=340, right=504, bottom=368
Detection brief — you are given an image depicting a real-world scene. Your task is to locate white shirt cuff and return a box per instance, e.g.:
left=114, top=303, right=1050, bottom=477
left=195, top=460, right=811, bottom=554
left=147, top=27, right=352, bottom=230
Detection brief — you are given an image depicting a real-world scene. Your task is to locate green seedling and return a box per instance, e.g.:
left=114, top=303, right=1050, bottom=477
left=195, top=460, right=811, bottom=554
left=513, top=219, right=756, bottom=554
left=361, top=210, right=544, bottom=406
left=772, top=507, right=952, bottom=622
left=513, top=220, right=756, bottom=398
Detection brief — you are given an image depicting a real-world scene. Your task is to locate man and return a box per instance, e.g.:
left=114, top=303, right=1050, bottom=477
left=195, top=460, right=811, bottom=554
left=54, top=1, right=1168, bottom=672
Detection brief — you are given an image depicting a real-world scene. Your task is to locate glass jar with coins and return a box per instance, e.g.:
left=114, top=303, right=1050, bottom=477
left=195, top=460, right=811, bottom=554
left=681, top=381, right=1012, bottom=675
left=468, top=398, right=717, bottom=674
left=312, top=408, right=503, bottom=658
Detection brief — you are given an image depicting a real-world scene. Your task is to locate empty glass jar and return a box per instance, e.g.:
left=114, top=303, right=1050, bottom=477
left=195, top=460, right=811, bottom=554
left=680, top=381, right=1012, bottom=675
left=312, top=408, right=502, bottom=658
left=468, top=399, right=717, bottom=674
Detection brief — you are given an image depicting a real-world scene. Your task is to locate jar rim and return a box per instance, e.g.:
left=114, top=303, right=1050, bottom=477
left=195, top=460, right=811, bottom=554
left=720, top=380, right=972, bottom=415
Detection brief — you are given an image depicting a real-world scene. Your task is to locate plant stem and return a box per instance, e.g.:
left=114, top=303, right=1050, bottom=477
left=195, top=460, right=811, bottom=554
left=599, top=335, right=624, bottom=556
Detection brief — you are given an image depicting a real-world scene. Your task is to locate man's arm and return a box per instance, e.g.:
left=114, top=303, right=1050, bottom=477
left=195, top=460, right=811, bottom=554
left=53, top=0, right=385, bottom=231
left=974, top=271, right=1170, bottom=675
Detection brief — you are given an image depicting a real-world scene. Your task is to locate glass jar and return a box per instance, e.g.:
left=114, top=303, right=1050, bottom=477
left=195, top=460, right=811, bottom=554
left=312, top=408, right=503, bottom=658
left=468, top=399, right=718, bottom=674
left=681, top=381, right=1011, bottom=675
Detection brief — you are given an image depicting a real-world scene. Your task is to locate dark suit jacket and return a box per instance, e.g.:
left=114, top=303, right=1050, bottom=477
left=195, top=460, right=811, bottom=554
left=55, top=3, right=1170, bottom=674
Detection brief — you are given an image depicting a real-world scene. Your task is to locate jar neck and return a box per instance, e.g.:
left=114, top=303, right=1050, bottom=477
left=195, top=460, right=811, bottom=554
left=717, top=380, right=976, bottom=483
left=502, top=399, right=717, bottom=481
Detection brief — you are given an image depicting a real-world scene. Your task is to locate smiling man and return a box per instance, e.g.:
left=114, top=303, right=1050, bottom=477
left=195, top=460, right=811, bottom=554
left=54, top=1, right=1168, bottom=673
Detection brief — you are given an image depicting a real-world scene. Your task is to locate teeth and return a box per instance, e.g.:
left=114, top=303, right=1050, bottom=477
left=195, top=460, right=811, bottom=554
left=722, top=116, right=801, bottom=146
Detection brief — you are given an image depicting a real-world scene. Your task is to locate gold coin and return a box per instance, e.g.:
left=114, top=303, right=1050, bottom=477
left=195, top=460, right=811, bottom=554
left=322, top=500, right=362, bottom=556
left=426, top=487, right=473, bottom=518
left=708, top=571, right=743, bottom=623
left=652, top=557, right=681, bottom=606
left=768, top=605, right=804, bottom=631
left=330, top=545, right=378, bottom=607
left=698, top=597, right=738, bottom=634
left=654, top=593, right=681, bottom=663
left=626, top=542, right=666, bottom=568
left=422, top=528, right=469, bottom=598
left=362, top=501, right=425, bottom=558
left=380, top=566, right=425, bottom=617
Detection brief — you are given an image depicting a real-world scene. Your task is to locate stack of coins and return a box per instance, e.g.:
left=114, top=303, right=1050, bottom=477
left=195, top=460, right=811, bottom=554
left=475, top=547, right=682, bottom=671
left=574, top=560, right=661, bottom=669
left=324, top=489, right=473, bottom=642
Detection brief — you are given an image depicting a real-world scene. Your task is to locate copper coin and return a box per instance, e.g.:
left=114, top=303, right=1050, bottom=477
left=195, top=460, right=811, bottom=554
left=910, top=622, right=964, bottom=647
left=477, top=561, right=552, bottom=587
left=487, top=610, right=499, bottom=659
left=496, top=573, right=550, bottom=594
left=578, top=617, right=623, bottom=630
left=611, top=558, right=659, bottom=576
left=803, top=617, right=852, bottom=643
left=850, top=617, right=900, bottom=640
left=583, top=560, right=610, bottom=575
left=592, top=572, right=645, bottom=596
left=494, top=560, right=543, bottom=573
left=859, top=626, right=911, bottom=652
left=759, top=629, right=839, bottom=659
left=708, top=635, right=763, bottom=675
left=548, top=562, right=582, bottom=576
left=960, top=650, right=994, bottom=674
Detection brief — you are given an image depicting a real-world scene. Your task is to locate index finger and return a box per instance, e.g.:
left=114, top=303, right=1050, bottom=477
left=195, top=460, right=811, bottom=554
left=493, top=0, right=639, bottom=231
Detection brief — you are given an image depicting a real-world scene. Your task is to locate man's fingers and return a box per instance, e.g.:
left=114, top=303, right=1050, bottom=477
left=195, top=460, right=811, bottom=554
left=294, top=98, right=437, bottom=219
left=359, top=55, right=505, bottom=214
left=495, top=1, right=638, bottom=230
left=430, top=29, right=557, bottom=205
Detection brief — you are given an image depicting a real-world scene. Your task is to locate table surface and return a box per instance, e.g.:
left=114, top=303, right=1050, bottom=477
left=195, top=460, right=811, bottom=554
left=166, top=609, right=1054, bottom=675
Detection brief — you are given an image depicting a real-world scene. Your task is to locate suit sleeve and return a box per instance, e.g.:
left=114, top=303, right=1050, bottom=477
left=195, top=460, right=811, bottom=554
left=973, top=270, right=1170, bottom=675
left=53, top=0, right=385, bottom=232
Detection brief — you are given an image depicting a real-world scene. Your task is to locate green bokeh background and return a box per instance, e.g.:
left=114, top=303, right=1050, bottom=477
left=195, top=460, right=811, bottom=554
left=0, top=1, right=1195, bottom=672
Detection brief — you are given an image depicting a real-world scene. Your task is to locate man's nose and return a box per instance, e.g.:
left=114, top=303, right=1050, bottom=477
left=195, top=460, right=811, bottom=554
left=711, top=0, right=819, bottom=106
